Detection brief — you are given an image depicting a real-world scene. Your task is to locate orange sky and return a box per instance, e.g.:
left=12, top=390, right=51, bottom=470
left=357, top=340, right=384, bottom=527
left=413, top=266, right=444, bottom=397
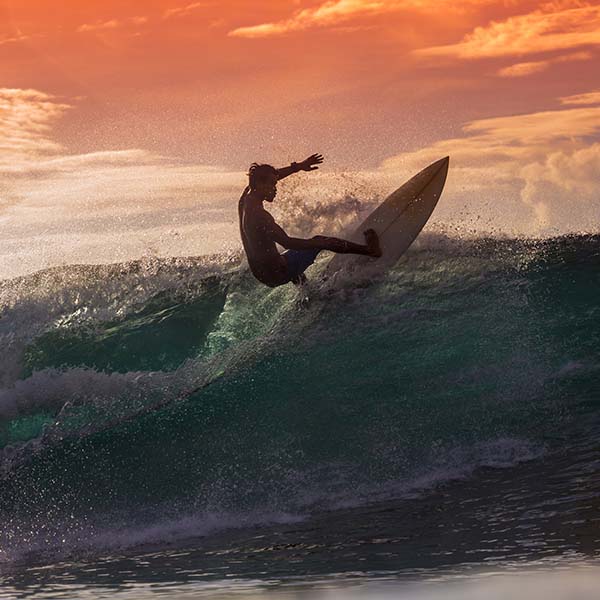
left=0, top=0, right=599, bottom=276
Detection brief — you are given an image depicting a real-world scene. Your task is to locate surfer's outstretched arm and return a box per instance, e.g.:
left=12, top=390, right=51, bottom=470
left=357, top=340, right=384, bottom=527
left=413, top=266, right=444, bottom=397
left=276, top=153, right=324, bottom=180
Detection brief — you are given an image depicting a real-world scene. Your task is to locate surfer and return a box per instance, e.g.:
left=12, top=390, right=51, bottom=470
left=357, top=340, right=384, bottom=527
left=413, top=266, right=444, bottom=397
left=239, top=153, right=381, bottom=287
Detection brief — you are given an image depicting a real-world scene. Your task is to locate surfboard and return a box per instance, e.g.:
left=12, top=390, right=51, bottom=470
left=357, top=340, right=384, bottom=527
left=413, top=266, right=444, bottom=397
left=325, top=156, right=450, bottom=276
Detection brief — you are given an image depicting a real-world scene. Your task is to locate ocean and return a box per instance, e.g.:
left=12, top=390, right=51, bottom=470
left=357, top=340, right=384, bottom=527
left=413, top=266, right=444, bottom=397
left=1, top=232, right=599, bottom=598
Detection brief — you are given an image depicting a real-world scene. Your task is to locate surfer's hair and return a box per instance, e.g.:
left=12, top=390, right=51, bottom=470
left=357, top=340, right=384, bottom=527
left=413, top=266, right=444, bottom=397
left=248, top=163, right=277, bottom=188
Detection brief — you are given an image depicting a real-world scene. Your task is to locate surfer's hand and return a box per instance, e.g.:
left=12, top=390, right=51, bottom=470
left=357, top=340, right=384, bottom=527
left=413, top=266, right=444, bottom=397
left=300, top=153, right=323, bottom=171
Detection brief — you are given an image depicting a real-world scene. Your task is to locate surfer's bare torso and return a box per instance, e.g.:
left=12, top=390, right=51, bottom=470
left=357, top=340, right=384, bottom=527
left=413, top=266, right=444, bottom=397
left=238, top=186, right=289, bottom=287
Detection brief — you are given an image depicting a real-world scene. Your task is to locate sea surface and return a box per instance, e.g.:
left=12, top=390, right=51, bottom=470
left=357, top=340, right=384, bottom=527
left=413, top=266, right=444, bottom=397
left=1, top=233, right=599, bottom=598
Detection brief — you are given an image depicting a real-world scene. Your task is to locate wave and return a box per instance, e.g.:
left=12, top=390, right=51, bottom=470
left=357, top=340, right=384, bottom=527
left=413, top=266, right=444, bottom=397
left=0, top=233, right=599, bottom=563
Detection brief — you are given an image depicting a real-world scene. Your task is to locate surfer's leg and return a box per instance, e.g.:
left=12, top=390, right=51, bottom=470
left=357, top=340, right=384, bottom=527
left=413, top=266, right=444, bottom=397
left=314, top=229, right=381, bottom=257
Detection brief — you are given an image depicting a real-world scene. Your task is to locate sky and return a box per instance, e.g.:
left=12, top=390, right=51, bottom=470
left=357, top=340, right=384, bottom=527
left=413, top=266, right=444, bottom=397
left=0, top=0, right=599, bottom=277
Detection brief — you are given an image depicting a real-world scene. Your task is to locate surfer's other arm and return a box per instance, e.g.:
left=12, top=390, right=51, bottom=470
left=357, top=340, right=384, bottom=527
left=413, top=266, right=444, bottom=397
left=276, top=153, right=324, bottom=181
left=265, top=216, right=381, bottom=257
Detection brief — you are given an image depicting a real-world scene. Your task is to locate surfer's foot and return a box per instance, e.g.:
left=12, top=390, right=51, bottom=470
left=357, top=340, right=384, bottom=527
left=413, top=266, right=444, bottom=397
left=364, top=229, right=382, bottom=258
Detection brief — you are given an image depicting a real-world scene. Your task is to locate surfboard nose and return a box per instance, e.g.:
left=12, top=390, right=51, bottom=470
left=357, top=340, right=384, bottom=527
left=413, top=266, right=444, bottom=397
left=433, top=156, right=450, bottom=170
left=428, top=156, right=450, bottom=182
left=419, top=156, right=449, bottom=182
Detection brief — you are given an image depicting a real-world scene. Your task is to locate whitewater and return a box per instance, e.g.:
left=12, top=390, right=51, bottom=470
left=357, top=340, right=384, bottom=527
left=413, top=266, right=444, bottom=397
left=0, top=191, right=599, bottom=597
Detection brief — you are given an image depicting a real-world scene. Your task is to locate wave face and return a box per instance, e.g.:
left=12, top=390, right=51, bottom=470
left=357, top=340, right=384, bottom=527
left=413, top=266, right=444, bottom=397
left=1, top=234, right=599, bottom=563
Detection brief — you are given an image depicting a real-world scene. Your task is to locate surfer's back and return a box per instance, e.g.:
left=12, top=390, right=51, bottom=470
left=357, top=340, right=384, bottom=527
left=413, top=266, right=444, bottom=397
left=238, top=188, right=288, bottom=287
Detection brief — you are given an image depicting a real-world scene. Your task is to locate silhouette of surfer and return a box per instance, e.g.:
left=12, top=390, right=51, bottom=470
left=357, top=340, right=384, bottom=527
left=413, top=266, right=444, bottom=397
left=238, top=153, right=381, bottom=287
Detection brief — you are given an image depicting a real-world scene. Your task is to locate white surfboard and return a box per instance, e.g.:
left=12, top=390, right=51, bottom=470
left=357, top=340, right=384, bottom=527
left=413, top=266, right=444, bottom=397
left=325, top=156, right=449, bottom=276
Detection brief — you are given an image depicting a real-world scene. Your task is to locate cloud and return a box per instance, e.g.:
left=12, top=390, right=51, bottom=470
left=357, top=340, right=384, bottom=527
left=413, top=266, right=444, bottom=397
left=520, top=143, right=600, bottom=229
left=0, top=89, right=70, bottom=164
left=163, top=2, right=209, bottom=19
left=0, top=88, right=243, bottom=279
left=228, top=0, right=497, bottom=38
left=497, top=51, right=592, bottom=77
left=416, top=2, right=600, bottom=59
left=77, top=16, right=148, bottom=33
left=0, top=33, right=37, bottom=47
left=0, top=90, right=238, bottom=196
left=560, top=90, right=600, bottom=105
left=497, top=61, right=550, bottom=78
left=1, top=151, right=243, bottom=278
left=229, top=0, right=388, bottom=38
left=379, top=98, right=600, bottom=232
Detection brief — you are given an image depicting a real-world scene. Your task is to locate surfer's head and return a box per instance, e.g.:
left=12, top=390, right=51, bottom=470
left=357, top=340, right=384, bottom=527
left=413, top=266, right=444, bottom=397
left=248, top=163, right=278, bottom=202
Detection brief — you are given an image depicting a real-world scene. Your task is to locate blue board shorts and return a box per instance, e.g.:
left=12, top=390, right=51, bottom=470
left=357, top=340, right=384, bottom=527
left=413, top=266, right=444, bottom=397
left=281, top=248, right=321, bottom=282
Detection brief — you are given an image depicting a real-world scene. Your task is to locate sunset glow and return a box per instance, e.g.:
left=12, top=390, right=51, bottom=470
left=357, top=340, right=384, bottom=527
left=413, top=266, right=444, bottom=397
left=2, top=5, right=600, bottom=588
left=1, top=0, right=599, bottom=276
